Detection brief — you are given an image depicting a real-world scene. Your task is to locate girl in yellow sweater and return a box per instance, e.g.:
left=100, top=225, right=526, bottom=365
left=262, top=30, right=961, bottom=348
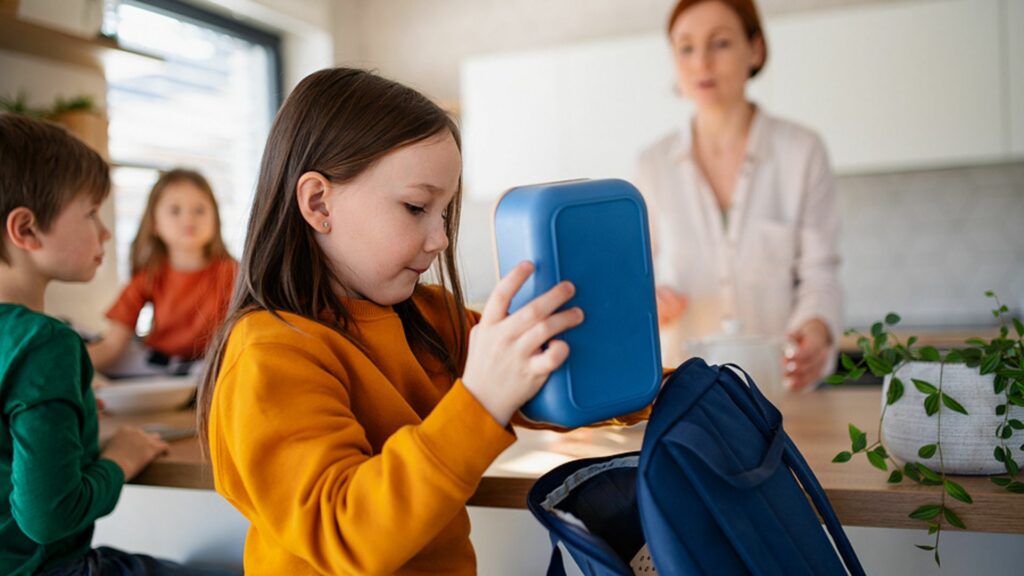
left=197, top=68, right=591, bottom=575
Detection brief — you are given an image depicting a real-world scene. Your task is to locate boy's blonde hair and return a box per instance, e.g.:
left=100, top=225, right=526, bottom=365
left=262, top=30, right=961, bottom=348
left=129, top=168, right=231, bottom=277
left=0, top=113, right=110, bottom=264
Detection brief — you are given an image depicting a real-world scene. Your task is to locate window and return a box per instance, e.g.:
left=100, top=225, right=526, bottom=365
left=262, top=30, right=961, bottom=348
left=101, top=0, right=281, bottom=283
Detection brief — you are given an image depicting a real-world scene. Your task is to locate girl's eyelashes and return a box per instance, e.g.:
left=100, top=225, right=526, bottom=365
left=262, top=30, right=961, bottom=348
left=404, top=203, right=426, bottom=216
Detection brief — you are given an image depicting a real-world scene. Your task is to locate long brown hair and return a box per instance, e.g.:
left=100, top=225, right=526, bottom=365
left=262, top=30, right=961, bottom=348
left=667, top=0, right=768, bottom=78
left=197, top=68, right=468, bottom=449
left=130, top=168, right=231, bottom=276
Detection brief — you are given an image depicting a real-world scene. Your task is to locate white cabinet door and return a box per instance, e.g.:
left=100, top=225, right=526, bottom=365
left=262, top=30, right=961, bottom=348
left=1009, top=0, right=1024, bottom=157
left=759, top=0, right=1005, bottom=172
left=461, top=0, right=1011, bottom=193
left=461, top=35, right=691, bottom=200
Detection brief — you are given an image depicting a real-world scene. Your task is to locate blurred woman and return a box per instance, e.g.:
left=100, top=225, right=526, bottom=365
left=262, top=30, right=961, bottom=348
left=635, top=0, right=842, bottom=390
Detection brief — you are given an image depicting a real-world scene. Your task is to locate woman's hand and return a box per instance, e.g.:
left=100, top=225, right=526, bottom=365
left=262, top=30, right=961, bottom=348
left=655, top=285, right=688, bottom=326
left=462, top=261, right=584, bottom=426
left=784, top=318, right=833, bottom=391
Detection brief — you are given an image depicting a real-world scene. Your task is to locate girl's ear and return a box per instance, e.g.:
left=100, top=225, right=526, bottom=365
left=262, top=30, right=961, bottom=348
left=6, top=207, right=43, bottom=251
left=295, top=171, right=333, bottom=232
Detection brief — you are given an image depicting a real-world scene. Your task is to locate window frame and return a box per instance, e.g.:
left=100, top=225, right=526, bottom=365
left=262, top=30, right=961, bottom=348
left=113, top=0, right=283, bottom=110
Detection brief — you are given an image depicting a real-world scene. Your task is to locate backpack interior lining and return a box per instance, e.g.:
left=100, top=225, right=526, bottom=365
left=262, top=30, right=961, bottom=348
left=540, top=455, right=639, bottom=511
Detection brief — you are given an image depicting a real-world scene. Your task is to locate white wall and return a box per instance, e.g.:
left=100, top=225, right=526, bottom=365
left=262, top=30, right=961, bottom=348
left=190, top=0, right=335, bottom=91
left=1009, top=0, right=1024, bottom=156
left=335, top=0, right=923, bottom=103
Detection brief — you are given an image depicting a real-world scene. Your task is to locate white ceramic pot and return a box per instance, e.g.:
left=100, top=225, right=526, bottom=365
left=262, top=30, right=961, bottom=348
left=882, top=362, right=1024, bottom=475
left=686, top=320, right=785, bottom=403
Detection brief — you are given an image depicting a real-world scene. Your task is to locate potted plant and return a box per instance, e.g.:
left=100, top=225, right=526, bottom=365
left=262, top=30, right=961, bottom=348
left=829, top=291, right=1024, bottom=565
left=2, top=93, right=108, bottom=157
left=0, top=91, right=41, bottom=115
left=46, top=95, right=108, bottom=157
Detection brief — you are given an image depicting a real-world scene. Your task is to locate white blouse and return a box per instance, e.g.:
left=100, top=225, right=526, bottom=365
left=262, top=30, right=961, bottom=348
left=634, top=108, right=843, bottom=374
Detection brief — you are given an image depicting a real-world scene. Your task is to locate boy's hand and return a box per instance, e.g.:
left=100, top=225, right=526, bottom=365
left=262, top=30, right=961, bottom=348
left=100, top=426, right=169, bottom=481
left=462, top=261, right=584, bottom=426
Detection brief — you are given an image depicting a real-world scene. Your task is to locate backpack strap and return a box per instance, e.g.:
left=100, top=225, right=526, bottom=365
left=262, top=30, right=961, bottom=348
left=546, top=533, right=568, bottom=576
left=723, top=363, right=866, bottom=576
left=784, top=436, right=867, bottom=576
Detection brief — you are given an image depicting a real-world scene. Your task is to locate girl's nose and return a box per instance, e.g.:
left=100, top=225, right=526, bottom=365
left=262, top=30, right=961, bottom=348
left=425, top=220, right=449, bottom=254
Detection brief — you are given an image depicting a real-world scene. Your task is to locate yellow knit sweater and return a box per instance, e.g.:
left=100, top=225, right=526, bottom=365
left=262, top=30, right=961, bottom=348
left=209, top=286, right=516, bottom=575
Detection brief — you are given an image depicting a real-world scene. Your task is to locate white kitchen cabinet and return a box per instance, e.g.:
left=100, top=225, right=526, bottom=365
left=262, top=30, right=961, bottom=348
left=461, top=35, right=691, bottom=200
left=759, top=0, right=1006, bottom=172
left=1009, top=0, right=1024, bottom=157
left=461, top=0, right=1015, bottom=196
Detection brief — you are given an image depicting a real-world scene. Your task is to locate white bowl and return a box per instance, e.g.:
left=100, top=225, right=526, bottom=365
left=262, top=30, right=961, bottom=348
left=94, top=376, right=197, bottom=415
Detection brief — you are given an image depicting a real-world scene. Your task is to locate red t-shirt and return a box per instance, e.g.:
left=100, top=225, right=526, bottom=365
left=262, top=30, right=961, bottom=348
left=106, top=258, right=237, bottom=359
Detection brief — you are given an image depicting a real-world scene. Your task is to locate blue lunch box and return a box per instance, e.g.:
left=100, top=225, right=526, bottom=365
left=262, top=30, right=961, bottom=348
left=492, top=178, right=662, bottom=427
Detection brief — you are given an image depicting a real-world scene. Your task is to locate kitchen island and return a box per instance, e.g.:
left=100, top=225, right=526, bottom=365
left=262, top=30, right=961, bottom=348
left=102, top=386, right=1024, bottom=534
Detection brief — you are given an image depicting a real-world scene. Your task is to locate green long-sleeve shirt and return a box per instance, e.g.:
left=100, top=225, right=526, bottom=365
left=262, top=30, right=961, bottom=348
left=0, top=304, right=124, bottom=575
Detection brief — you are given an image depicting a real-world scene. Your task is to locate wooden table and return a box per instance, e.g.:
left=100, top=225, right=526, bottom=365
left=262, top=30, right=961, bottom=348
left=101, top=388, right=1024, bottom=534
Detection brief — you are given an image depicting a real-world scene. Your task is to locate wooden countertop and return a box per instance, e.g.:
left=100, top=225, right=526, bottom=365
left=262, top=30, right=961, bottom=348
left=101, top=387, right=1024, bottom=534
left=838, top=327, right=1001, bottom=353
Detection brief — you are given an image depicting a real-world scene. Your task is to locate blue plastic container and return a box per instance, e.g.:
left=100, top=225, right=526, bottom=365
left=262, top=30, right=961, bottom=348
left=492, top=178, right=662, bottom=427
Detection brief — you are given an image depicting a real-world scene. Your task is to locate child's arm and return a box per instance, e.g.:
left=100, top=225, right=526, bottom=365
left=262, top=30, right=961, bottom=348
left=86, top=322, right=133, bottom=370
left=90, top=272, right=150, bottom=370
left=214, top=342, right=518, bottom=575
left=8, top=402, right=124, bottom=543
left=5, top=329, right=163, bottom=544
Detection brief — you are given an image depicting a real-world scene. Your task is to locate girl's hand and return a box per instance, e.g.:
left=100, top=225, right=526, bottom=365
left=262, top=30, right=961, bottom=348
left=87, top=323, right=133, bottom=371
left=101, top=426, right=169, bottom=481
left=784, top=318, right=832, bottom=391
left=655, top=285, right=688, bottom=326
left=462, top=261, right=584, bottom=425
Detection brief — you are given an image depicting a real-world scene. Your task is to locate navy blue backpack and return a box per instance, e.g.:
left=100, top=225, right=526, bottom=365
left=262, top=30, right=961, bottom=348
left=527, top=358, right=866, bottom=575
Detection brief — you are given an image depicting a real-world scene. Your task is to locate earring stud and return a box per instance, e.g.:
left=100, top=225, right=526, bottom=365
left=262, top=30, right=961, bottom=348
left=322, top=220, right=330, bottom=229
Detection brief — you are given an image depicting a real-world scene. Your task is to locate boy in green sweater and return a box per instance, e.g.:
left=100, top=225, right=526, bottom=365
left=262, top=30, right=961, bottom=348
left=0, top=114, right=229, bottom=576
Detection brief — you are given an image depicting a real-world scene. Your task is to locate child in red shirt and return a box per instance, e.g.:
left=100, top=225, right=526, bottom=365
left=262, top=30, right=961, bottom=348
left=88, top=169, right=236, bottom=377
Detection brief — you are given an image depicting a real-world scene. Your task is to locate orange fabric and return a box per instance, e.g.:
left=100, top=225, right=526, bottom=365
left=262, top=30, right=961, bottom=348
left=106, top=258, right=236, bottom=359
left=209, top=286, right=517, bottom=575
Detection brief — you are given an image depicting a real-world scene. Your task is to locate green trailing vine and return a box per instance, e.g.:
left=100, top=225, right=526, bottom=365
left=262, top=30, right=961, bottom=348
left=828, top=291, right=1024, bottom=566
left=0, top=92, right=100, bottom=118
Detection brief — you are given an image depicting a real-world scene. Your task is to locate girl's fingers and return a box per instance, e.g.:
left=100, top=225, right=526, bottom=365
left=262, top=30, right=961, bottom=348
left=518, top=307, right=584, bottom=354
left=480, top=261, right=535, bottom=324
left=528, top=339, right=571, bottom=375
left=506, top=280, right=576, bottom=335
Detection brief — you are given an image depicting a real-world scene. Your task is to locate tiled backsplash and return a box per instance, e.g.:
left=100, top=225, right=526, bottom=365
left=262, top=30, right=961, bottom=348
left=838, top=162, right=1024, bottom=328
left=456, top=162, right=1024, bottom=330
